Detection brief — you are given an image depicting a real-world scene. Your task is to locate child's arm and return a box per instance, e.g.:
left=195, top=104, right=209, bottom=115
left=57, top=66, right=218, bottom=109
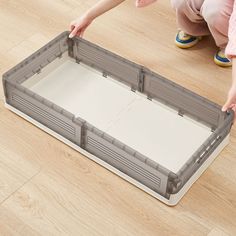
left=222, top=57, right=236, bottom=118
left=69, top=0, right=125, bottom=38
left=223, top=2, right=236, bottom=119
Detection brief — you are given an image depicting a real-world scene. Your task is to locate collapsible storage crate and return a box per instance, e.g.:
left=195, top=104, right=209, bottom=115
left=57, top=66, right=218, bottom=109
left=2, top=31, right=233, bottom=205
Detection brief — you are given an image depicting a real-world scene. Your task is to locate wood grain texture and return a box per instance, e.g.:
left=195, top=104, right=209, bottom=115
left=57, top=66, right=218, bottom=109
left=0, top=0, right=236, bottom=235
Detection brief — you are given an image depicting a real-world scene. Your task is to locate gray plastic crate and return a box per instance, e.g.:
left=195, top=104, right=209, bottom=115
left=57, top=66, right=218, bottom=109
left=2, top=31, right=234, bottom=204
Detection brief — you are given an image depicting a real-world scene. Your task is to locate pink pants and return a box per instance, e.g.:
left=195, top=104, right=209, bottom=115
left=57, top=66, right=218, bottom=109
left=171, top=0, right=234, bottom=49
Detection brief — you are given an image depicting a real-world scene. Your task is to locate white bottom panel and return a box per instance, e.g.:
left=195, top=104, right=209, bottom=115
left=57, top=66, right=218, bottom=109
left=5, top=103, right=229, bottom=206
left=22, top=57, right=212, bottom=173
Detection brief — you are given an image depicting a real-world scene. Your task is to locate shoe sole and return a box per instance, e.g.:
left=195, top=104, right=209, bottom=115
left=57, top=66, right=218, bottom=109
left=175, top=36, right=202, bottom=49
left=214, top=57, right=232, bottom=67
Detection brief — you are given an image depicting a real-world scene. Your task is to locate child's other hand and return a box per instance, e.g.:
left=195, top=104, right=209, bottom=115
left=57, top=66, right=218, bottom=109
left=69, top=15, right=93, bottom=38
left=222, top=85, right=236, bottom=117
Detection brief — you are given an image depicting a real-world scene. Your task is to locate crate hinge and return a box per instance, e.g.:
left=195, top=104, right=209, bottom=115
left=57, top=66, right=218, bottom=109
left=67, top=37, right=74, bottom=58
left=138, top=69, right=145, bottom=93
left=178, top=110, right=184, bottom=117
left=103, top=71, right=108, bottom=78
left=80, top=122, right=87, bottom=149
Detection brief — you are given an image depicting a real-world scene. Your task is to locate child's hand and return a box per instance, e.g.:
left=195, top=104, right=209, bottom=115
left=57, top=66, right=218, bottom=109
left=69, top=15, right=93, bottom=38
left=222, top=85, right=236, bottom=116
left=222, top=57, right=236, bottom=121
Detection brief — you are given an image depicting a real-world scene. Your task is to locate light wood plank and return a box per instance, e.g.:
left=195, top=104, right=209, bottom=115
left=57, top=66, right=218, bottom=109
left=0, top=101, right=40, bottom=203
left=1, top=165, right=210, bottom=236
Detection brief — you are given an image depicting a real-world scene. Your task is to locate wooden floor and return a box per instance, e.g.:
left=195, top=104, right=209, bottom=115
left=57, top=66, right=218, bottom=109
left=0, top=0, right=236, bottom=235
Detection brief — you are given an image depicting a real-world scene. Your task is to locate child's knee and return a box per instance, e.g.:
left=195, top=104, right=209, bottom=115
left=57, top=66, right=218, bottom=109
left=202, top=2, right=225, bottom=29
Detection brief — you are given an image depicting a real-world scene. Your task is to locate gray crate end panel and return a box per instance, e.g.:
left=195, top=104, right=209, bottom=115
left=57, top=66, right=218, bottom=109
left=2, top=31, right=234, bottom=201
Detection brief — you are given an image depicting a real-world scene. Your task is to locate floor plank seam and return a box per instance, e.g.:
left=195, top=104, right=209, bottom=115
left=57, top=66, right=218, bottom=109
left=0, top=168, right=42, bottom=206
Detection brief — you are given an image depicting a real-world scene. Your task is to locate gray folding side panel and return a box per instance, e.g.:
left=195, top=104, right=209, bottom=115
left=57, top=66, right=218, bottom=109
left=143, top=69, right=224, bottom=129
left=68, top=35, right=227, bottom=131
left=3, top=32, right=69, bottom=87
left=83, top=123, right=170, bottom=197
left=2, top=32, right=84, bottom=145
left=70, top=37, right=142, bottom=91
left=5, top=82, right=84, bottom=145
left=174, top=111, right=233, bottom=192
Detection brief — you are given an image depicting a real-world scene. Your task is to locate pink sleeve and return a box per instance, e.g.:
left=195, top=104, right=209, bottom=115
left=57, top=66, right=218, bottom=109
left=226, top=2, right=236, bottom=58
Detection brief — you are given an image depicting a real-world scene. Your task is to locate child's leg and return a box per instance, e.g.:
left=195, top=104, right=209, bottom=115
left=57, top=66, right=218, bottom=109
left=171, top=0, right=210, bottom=36
left=135, top=0, right=157, bottom=8
left=201, top=0, right=234, bottom=49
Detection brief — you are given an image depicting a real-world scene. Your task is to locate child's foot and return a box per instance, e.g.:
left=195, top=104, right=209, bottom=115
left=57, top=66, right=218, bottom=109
left=214, top=49, right=232, bottom=67
left=135, top=0, right=157, bottom=7
left=175, top=31, right=202, bottom=49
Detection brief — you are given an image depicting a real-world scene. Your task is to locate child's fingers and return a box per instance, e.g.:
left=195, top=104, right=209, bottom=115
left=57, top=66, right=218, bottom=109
left=222, top=97, right=235, bottom=112
left=222, top=103, right=235, bottom=112
left=222, top=105, right=232, bottom=112
left=69, top=26, right=79, bottom=38
left=222, top=104, right=233, bottom=112
left=222, top=103, right=230, bottom=112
